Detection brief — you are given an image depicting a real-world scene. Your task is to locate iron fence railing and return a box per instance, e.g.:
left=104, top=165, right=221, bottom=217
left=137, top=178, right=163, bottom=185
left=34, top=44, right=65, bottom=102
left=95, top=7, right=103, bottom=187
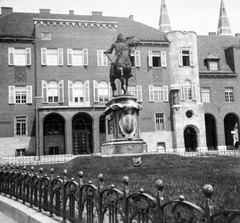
left=0, top=165, right=239, bottom=223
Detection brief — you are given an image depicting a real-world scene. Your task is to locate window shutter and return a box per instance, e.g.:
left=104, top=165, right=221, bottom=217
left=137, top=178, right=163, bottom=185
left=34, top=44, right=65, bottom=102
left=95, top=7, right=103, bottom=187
left=42, top=80, right=48, bottom=103
left=97, top=50, right=102, bottom=66
left=149, top=85, right=154, bottom=102
left=41, top=48, right=47, bottom=65
left=163, top=85, right=169, bottom=102
left=192, top=81, right=196, bottom=100
left=108, top=82, right=112, bottom=101
left=178, top=50, right=183, bottom=66
left=68, top=81, right=73, bottom=103
left=135, top=50, right=141, bottom=67
left=180, top=81, right=185, bottom=100
left=8, top=48, right=14, bottom=65
left=58, top=48, right=63, bottom=66
left=67, top=49, right=73, bottom=66
left=148, top=51, right=153, bottom=67
left=8, top=86, right=15, bottom=104
left=26, top=86, right=32, bottom=104
left=84, top=80, right=90, bottom=106
left=190, top=50, right=194, bottom=66
left=137, top=85, right=142, bottom=102
left=161, top=51, right=167, bottom=67
left=93, top=80, right=99, bottom=102
left=83, top=49, right=88, bottom=66
left=59, top=80, right=64, bottom=102
left=103, top=52, right=108, bottom=66
left=26, top=48, right=31, bottom=65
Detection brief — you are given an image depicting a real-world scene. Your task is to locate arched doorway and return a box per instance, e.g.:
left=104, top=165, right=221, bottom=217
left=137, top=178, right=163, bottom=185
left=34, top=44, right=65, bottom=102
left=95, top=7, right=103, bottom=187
left=184, top=126, right=197, bottom=152
left=224, top=113, right=239, bottom=150
left=43, top=113, right=65, bottom=155
left=205, top=114, right=218, bottom=150
left=72, top=113, right=93, bottom=154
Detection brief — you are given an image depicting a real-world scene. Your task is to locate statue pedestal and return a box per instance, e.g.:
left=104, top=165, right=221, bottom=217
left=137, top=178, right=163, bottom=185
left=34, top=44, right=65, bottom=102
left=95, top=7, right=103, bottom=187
left=101, top=94, right=147, bottom=155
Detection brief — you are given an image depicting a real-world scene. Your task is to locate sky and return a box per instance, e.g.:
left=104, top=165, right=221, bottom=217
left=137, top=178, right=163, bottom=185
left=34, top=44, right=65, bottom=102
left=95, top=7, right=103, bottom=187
left=0, top=0, right=240, bottom=35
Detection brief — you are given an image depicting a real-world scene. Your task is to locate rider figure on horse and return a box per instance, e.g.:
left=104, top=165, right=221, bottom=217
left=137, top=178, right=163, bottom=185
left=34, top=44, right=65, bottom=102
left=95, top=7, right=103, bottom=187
left=104, top=33, right=125, bottom=79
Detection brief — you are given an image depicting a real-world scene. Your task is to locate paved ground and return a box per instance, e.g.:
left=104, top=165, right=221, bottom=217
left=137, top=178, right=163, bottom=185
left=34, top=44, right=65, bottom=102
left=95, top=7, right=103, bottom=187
left=0, top=212, right=18, bottom=223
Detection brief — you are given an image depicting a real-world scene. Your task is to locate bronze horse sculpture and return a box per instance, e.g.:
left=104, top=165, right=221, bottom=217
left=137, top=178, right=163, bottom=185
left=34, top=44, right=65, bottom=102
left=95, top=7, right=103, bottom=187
left=106, top=36, right=140, bottom=96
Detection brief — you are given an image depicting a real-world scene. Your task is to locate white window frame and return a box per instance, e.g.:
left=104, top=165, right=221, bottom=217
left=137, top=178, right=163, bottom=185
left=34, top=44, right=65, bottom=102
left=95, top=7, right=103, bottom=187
left=179, top=49, right=194, bottom=67
left=67, top=48, right=88, bottom=66
left=97, top=50, right=108, bottom=66
left=68, top=80, right=90, bottom=106
left=15, top=116, right=27, bottom=136
left=130, top=50, right=141, bottom=67
left=41, top=48, right=63, bottom=66
left=8, top=86, right=32, bottom=104
left=149, top=85, right=168, bottom=102
left=180, top=80, right=196, bottom=101
left=155, top=113, right=165, bottom=131
left=148, top=51, right=167, bottom=68
left=201, top=88, right=210, bottom=103
left=127, top=85, right=142, bottom=102
left=8, top=48, right=31, bottom=66
left=225, top=87, right=234, bottom=102
left=42, top=80, right=64, bottom=103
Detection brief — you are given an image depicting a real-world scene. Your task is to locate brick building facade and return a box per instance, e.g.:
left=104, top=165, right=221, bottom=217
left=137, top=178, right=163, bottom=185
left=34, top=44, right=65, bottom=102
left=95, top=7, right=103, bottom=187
left=0, top=5, right=239, bottom=157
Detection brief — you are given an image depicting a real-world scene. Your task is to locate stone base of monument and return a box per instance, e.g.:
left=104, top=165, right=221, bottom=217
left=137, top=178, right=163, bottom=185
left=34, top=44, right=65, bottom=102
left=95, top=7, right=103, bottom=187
left=101, top=138, right=147, bottom=155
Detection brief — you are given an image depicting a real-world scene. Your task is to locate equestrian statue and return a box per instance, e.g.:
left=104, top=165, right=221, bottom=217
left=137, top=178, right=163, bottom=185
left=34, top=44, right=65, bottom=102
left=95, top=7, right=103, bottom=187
left=104, top=34, right=140, bottom=97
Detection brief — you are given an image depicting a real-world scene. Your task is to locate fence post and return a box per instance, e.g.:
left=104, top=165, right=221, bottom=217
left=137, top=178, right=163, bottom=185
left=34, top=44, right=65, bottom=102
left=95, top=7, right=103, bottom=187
left=122, top=176, right=130, bottom=223
left=202, top=184, right=214, bottom=223
left=98, top=173, right=104, bottom=223
left=78, top=171, right=83, bottom=223
left=156, top=179, right=164, bottom=223
left=38, top=167, right=43, bottom=212
left=62, top=169, right=68, bottom=223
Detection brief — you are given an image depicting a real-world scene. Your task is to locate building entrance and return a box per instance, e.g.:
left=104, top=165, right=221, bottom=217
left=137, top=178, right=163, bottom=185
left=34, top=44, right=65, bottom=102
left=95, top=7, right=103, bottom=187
left=184, top=127, right=197, bottom=152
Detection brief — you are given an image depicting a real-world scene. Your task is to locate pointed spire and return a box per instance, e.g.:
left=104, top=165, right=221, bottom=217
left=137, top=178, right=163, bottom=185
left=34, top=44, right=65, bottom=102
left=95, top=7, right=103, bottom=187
left=158, top=0, right=172, bottom=33
left=217, top=0, right=232, bottom=36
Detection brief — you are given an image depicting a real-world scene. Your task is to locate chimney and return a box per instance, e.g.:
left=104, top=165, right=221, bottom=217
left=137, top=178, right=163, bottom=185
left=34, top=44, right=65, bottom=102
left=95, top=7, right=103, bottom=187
left=129, top=15, right=134, bottom=20
left=92, top=11, right=102, bottom=16
left=1, top=7, right=13, bottom=16
left=208, top=32, right=216, bottom=36
left=39, top=9, right=51, bottom=14
left=69, top=10, right=74, bottom=15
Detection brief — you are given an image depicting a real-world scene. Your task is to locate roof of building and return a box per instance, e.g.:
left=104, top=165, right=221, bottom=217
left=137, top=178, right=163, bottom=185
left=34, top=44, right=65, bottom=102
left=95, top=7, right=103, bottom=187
left=0, top=10, right=168, bottom=42
left=197, top=34, right=240, bottom=72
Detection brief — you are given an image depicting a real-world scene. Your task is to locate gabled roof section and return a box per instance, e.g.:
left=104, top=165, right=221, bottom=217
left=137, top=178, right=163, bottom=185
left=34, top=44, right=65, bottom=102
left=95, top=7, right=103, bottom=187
left=197, top=35, right=239, bottom=73
left=0, top=10, right=169, bottom=43
left=205, top=54, right=220, bottom=60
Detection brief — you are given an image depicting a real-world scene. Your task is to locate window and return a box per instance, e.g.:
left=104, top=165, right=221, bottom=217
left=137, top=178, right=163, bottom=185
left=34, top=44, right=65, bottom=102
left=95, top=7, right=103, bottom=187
left=16, top=148, right=26, bottom=156
left=67, top=48, right=88, bottom=66
left=8, top=48, right=31, bottom=66
left=130, top=50, right=141, bottom=67
left=155, top=113, right=165, bottom=131
left=41, top=32, right=51, bottom=40
left=97, top=50, right=108, bottom=66
left=149, top=85, right=168, bottom=102
left=68, top=80, right=90, bottom=106
left=127, top=85, right=142, bottom=102
left=148, top=51, right=167, bottom=68
left=41, top=48, right=63, bottom=66
left=15, top=116, right=27, bottom=136
left=225, top=87, right=234, bottom=102
left=179, top=49, right=193, bottom=67
left=42, top=80, right=64, bottom=103
left=8, top=86, right=32, bottom=104
left=93, top=81, right=110, bottom=103
left=201, top=88, right=210, bottom=102
left=180, top=80, right=196, bottom=101
left=208, top=61, right=219, bottom=71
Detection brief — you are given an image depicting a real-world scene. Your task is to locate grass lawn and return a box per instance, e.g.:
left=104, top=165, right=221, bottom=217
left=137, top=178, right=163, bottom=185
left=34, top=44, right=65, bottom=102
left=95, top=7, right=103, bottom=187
left=33, top=154, right=240, bottom=213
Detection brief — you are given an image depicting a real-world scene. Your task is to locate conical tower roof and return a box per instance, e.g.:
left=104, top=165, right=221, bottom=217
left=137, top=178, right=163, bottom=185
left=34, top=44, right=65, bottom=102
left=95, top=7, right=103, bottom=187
left=158, top=0, right=172, bottom=33
left=217, top=0, right=232, bottom=36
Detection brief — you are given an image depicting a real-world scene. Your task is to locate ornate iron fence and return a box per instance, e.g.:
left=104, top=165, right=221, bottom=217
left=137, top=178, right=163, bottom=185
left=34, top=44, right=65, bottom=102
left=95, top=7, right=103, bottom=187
left=0, top=165, right=239, bottom=223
